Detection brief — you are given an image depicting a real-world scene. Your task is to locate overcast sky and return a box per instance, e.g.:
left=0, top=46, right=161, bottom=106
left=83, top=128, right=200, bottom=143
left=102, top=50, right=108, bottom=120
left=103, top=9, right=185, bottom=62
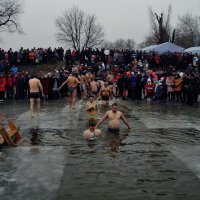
left=0, top=0, right=200, bottom=50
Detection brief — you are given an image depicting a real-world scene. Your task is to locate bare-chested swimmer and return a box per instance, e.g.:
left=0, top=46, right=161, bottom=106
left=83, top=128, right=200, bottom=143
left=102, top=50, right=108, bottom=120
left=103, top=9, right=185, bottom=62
left=29, top=75, right=44, bottom=117
left=96, top=103, right=131, bottom=133
left=99, top=82, right=112, bottom=106
left=83, top=121, right=102, bottom=140
left=59, top=73, right=80, bottom=109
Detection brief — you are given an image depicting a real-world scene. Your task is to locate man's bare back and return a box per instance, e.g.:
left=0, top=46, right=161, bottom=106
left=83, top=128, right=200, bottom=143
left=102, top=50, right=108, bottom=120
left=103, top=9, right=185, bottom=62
left=29, top=78, right=43, bottom=93
left=28, top=77, right=44, bottom=117
left=67, top=75, right=79, bottom=88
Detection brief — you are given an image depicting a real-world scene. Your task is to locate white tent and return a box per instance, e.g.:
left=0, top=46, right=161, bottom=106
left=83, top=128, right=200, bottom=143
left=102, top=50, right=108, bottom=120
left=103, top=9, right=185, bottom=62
left=185, top=46, right=200, bottom=55
left=140, top=45, right=157, bottom=52
left=152, top=42, right=185, bottom=53
left=140, top=42, right=184, bottom=53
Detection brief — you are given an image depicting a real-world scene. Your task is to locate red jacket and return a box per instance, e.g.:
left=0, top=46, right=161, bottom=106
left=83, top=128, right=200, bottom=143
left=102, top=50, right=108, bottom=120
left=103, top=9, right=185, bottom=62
left=0, top=77, right=6, bottom=91
left=7, top=76, right=14, bottom=87
left=145, top=83, right=154, bottom=94
left=155, top=54, right=160, bottom=65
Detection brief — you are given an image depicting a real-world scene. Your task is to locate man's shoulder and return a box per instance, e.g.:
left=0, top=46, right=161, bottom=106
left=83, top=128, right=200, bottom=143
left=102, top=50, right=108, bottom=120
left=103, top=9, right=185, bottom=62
left=30, top=78, right=39, bottom=81
left=117, top=110, right=123, bottom=115
left=95, top=129, right=101, bottom=134
left=107, top=110, right=113, bottom=114
left=83, top=130, right=89, bottom=135
left=68, top=76, right=74, bottom=80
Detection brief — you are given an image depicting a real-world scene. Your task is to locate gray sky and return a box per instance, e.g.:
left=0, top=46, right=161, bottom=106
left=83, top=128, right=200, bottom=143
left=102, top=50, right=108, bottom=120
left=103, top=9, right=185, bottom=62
left=0, top=0, right=200, bottom=50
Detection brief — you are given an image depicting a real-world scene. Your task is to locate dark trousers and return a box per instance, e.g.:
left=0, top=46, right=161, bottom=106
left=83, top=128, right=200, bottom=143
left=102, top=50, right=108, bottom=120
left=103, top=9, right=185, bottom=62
left=6, top=86, right=14, bottom=99
left=0, top=91, right=5, bottom=100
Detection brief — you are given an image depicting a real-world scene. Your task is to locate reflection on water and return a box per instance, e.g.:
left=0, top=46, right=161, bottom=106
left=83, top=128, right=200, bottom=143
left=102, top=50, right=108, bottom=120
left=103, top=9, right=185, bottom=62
left=29, top=128, right=42, bottom=145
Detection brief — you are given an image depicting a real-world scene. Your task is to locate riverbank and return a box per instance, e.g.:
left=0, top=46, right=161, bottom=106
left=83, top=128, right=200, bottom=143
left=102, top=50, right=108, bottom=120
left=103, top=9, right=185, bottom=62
left=17, top=60, right=66, bottom=74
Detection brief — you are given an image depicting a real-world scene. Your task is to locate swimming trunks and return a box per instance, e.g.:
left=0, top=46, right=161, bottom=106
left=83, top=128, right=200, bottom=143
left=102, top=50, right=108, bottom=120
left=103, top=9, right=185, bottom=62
left=79, top=84, right=85, bottom=91
left=30, top=92, right=40, bottom=99
left=107, top=127, right=120, bottom=133
left=92, top=90, right=98, bottom=95
left=68, top=87, right=76, bottom=93
left=102, top=96, right=109, bottom=101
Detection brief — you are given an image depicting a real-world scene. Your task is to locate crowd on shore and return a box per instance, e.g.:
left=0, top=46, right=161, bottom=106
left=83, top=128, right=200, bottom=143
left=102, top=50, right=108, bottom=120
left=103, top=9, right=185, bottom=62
left=0, top=47, right=64, bottom=67
left=0, top=47, right=199, bottom=106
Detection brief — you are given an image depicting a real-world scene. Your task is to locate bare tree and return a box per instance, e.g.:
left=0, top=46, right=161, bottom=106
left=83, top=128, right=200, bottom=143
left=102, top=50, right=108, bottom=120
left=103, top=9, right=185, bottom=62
left=0, top=0, right=24, bottom=34
left=113, top=38, right=126, bottom=50
left=101, top=40, right=114, bottom=49
left=101, top=38, right=135, bottom=50
left=56, top=6, right=104, bottom=51
left=175, top=13, right=200, bottom=48
left=125, top=39, right=136, bottom=50
left=144, top=4, right=174, bottom=45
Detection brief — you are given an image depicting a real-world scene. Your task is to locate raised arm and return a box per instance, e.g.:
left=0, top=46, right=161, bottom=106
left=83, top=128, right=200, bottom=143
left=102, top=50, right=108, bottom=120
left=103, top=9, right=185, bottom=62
left=76, top=78, right=80, bottom=84
left=121, top=113, right=131, bottom=129
left=96, top=111, right=109, bottom=128
left=96, top=104, right=102, bottom=115
left=59, top=79, right=68, bottom=90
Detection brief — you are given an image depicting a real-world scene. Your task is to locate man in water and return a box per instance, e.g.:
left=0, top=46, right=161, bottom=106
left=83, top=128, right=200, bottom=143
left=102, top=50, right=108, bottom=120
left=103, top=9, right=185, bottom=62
left=59, top=73, right=80, bottom=109
left=99, top=82, right=112, bottom=106
left=85, top=71, right=93, bottom=96
left=78, top=73, right=86, bottom=99
left=83, top=121, right=102, bottom=140
left=90, top=78, right=99, bottom=98
left=29, top=74, right=44, bottom=117
left=96, top=103, right=131, bottom=133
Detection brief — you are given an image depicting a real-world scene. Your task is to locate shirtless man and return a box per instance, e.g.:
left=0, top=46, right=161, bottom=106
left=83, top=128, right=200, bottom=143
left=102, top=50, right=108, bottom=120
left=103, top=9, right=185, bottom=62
left=90, top=78, right=99, bottom=98
left=99, top=82, right=112, bottom=106
left=106, top=72, right=115, bottom=98
left=106, top=71, right=114, bottom=86
left=78, top=73, right=86, bottom=99
left=29, top=75, right=44, bottom=117
left=96, top=103, right=131, bottom=133
left=83, top=121, right=102, bottom=140
left=85, top=71, right=93, bottom=96
left=59, top=73, right=80, bottom=109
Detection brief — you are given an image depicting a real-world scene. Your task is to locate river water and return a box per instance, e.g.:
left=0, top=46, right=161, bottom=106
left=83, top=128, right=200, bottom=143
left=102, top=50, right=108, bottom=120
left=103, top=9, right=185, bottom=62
left=0, top=99, right=200, bottom=200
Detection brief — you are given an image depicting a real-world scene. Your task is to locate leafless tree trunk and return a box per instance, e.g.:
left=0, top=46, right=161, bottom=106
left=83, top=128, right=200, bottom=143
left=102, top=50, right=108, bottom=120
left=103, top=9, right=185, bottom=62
left=175, top=13, right=200, bottom=47
left=0, top=0, right=23, bottom=34
left=56, top=6, right=104, bottom=51
left=144, top=4, right=173, bottom=45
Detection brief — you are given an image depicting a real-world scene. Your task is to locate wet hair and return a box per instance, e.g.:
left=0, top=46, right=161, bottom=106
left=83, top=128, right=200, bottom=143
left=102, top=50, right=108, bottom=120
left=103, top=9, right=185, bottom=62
left=88, top=120, right=96, bottom=127
left=31, top=73, right=37, bottom=78
left=112, top=103, right=118, bottom=107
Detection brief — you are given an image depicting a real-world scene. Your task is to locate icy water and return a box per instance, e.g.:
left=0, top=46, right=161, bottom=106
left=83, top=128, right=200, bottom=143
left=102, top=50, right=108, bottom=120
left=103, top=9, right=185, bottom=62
left=0, top=99, right=200, bottom=200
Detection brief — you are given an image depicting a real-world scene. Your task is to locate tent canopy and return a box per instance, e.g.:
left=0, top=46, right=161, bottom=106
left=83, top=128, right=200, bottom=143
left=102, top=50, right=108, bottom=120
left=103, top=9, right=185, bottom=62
left=140, top=45, right=157, bottom=52
left=185, top=46, right=200, bottom=55
left=141, top=42, right=184, bottom=53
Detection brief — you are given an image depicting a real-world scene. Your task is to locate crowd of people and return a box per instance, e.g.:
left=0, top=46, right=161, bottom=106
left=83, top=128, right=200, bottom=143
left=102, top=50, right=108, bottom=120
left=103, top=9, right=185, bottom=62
left=0, top=47, right=199, bottom=107
left=0, top=47, right=64, bottom=68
